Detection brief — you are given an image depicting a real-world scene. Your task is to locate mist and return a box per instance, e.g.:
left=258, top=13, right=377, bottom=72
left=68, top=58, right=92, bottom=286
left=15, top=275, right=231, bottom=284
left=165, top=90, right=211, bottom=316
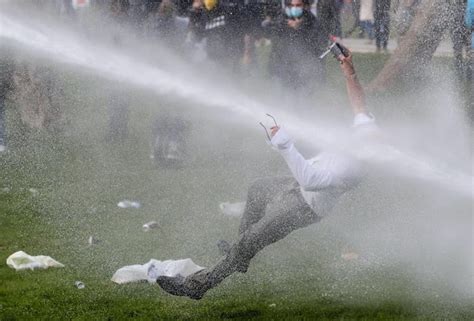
left=0, top=0, right=472, bottom=305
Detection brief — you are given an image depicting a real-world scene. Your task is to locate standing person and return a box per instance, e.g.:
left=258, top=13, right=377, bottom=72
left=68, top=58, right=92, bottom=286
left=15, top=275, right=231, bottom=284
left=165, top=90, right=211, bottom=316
left=106, top=0, right=131, bottom=143
left=465, top=0, right=474, bottom=72
left=144, top=0, right=180, bottom=45
left=449, top=1, right=471, bottom=79
left=0, top=47, right=14, bottom=153
left=466, top=0, right=473, bottom=118
left=155, top=49, right=379, bottom=300
left=359, top=0, right=374, bottom=41
left=151, top=114, right=190, bottom=167
left=262, top=0, right=327, bottom=91
left=374, top=0, right=390, bottom=52
left=465, top=0, right=473, bottom=81
left=187, top=0, right=260, bottom=71
left=316, top=0, right=343, bottom=40
left=346, top=0, right=362, bottom=37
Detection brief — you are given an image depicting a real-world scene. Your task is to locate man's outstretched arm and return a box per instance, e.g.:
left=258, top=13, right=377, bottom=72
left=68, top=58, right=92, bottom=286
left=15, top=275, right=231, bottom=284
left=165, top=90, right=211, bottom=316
left=270, top=127, right=335, bottom=190
left=339, top=53, right=368, bottom=116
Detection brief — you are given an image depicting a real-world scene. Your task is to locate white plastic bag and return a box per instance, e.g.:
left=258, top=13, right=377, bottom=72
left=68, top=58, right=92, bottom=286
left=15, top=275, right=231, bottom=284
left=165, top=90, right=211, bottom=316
left=219, top=201, right=246, bottom=218
left=117, top=200, right=141, bottom=209
left=6, top=251, right=64, bottom=271
left=111, top=258, right=204, bottom=284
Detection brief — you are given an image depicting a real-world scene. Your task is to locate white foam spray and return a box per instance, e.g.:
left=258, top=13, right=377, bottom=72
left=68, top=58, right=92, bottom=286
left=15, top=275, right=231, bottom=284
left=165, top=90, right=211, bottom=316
left=0, top=4, right=473, bottom=301
left=1, top=9, right=471, bottom=199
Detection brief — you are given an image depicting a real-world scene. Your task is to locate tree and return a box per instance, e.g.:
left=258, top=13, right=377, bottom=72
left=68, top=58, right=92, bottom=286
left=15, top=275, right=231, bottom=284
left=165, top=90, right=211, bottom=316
left=367, top=0, right=468, bottom=93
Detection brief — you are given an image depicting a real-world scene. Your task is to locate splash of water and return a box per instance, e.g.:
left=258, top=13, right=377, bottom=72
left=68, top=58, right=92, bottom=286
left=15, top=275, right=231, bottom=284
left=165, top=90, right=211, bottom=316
left=0, top=9, right=471, bottom=198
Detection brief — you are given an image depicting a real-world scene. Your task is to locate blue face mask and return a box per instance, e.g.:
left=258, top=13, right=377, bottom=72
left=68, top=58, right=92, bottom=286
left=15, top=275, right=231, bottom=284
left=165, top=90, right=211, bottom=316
left=285, top=6, right=303, bottom=18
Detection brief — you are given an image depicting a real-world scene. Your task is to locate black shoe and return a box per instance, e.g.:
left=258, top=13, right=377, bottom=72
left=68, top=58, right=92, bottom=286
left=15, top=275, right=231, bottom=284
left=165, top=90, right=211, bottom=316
left=156, top=275, right=205, bottom=300
left=217, top=239, right=231, bottom=256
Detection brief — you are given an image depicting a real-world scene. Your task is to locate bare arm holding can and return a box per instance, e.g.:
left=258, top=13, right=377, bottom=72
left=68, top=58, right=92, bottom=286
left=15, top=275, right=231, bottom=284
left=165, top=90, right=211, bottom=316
left=339, top=52, right=368, bottom=116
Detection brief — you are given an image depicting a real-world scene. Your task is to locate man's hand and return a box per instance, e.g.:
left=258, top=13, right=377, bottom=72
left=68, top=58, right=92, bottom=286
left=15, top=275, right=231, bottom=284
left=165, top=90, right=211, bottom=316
left=287, top=18, right=302, bottom=29
left=270, top=126, right=280, bottom=137
left=269, top=126, right=293, bottom=150
left=339, top=51, right=356, bottom=76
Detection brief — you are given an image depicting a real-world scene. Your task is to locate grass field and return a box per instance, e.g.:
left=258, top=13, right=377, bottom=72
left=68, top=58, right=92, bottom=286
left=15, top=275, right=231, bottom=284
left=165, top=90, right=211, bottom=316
left=0, top=54, right=472, bottom=320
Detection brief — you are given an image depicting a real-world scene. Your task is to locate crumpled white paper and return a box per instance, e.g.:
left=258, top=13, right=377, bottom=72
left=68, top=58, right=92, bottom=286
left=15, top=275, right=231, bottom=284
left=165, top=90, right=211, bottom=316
left=111, top=258, right=204, bottom=284
left=6, top=251, right=65, bottom=271
left=219, top=201, right=246, bottom=218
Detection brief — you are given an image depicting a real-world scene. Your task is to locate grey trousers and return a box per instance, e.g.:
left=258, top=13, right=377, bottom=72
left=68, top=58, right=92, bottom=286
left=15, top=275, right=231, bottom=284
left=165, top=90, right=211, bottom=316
left=187, top=176, right=322, bottom=292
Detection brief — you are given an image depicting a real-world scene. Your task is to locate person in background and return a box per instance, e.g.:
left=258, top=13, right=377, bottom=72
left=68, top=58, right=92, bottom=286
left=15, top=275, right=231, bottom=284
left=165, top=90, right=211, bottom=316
left=262, top=0, right=327, bottom=91
left=359, top=0, right=374, bottom=42
left=465, top=0, right=474, bottom=61
left=466, top=0, right=473, bottom=119
left=151, top=114, right=190, bottom=167
left=449, top=1, right=471, bottom=80
left=106, top=0, right=131, bottom=143
left=155, top=48, right=379, bottom=300
left=316, top=0, right=344, bottom=40
left=0, top=47, right=14, bottom=153
left=374, top=0, right=390, bottom=52
left=465, top=0, right=473, bottom=81
left=144, top=0, right=177, bottom=43
left=187, top=0, right=260, bottom=71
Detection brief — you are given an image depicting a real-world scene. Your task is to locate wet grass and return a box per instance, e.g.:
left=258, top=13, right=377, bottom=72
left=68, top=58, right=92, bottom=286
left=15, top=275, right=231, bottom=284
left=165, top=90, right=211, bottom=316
left=0, top=54, right=473, bottom=320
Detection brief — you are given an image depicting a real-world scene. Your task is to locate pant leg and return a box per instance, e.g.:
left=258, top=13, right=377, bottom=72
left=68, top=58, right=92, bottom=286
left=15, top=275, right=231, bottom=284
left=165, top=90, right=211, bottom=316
left=188, top=183, right=321, bottom=292
left=374, top=9, right=383, bottom=48
left=381, top=17, right=390, bottom=49
left=238, top=176, right=295, bottom=234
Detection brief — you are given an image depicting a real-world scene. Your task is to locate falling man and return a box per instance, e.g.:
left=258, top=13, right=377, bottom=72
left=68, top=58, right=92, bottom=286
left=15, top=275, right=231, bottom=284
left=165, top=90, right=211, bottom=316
left=156, top=48, right=379, bottom=300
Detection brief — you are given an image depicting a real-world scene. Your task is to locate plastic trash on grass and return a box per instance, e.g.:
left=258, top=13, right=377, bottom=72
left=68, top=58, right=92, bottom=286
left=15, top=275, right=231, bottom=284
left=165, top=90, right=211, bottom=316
left=142, top=221, right=159, bottom=232
left=6, top=251, right=64, bottom=271
left=111, top=258, right=204, bottom=284
left=219, top=202, right=245, bottom=218
left=88, top=236, right=100, bottom=246
left=117, top=200, right=141, bottom=209
left=28, top=188, right=39, bottom=197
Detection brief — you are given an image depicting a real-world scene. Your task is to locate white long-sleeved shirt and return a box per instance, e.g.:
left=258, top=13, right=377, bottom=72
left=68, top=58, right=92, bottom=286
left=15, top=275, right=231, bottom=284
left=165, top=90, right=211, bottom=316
left=271, top=113, right=377, bottom=215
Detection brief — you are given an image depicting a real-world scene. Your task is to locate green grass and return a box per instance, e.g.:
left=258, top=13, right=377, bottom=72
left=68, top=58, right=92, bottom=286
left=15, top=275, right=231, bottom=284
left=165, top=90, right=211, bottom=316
left=0, top=54, right=472, bottom=320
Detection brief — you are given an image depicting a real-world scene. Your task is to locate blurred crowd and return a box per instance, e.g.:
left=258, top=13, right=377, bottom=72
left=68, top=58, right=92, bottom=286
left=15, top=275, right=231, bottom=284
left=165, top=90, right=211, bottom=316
left=40, top=0, right=398, bottom=80
left=0, top=0, right=472, bottom=162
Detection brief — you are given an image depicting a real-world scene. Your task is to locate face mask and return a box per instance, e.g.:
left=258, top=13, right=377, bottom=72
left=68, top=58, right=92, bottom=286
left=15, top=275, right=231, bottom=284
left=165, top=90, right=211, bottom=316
left=285, top=6, right=303, bottom=18
left=290, top=7, right=303, bottom=18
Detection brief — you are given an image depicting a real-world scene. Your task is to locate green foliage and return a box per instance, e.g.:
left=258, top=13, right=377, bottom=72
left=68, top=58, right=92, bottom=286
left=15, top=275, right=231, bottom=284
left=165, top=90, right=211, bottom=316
left=0, top=54, right=472, bottom=320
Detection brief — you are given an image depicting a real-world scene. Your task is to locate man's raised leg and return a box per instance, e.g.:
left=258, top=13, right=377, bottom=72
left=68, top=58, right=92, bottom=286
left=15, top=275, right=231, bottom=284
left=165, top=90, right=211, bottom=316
left=157, top=184, right=321, bottom=299
left=238, top=176, right=294, bottom=234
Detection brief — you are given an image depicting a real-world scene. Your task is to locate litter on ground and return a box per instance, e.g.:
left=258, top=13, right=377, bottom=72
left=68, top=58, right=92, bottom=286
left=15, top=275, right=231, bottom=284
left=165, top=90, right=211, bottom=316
left=111, top=258, right=204, bottom=284
left=142, top=221, right=158, bottom=231
left=6, top=251, right=64, bottom=271
left=219, top=201, right=245, bottom=218
left=117, top=200, right=141, bottom=209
